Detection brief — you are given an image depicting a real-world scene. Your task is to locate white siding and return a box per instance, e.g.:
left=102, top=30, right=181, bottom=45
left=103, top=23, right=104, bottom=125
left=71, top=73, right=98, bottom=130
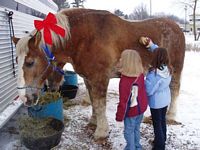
left=14, top=0, right=58, bottom=15
left=0, top=7, right=41, bottom=126
left=0, top=8, right=17, bottom=112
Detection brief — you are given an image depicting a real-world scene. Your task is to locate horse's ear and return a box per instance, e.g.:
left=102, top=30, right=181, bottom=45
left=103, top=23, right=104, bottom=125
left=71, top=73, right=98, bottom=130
left=12, top=36, right=20, bottom=45
left=29, top=31, right=42, bottom=48
left=34, top=31, right=42, bottom=47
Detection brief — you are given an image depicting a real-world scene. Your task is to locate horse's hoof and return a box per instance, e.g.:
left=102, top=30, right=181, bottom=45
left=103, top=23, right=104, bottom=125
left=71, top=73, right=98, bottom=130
left=143, top=116, right=181, bottom=125
left=166, top=112, right=176, bottom=120
left=166, top=119, right=182, bottom=125
left=94, top=137, right=108, bottom=144
left=143, top=116, right=152, bottom=124
left=93, top=127, right=109, bottom=141
left=94, top=136, right=112, bottom=149
left=93, top=132, right=109, bottom=141
left=87, top=122, right=97, bottom=130
left=81, top=100, right=91, bottom=106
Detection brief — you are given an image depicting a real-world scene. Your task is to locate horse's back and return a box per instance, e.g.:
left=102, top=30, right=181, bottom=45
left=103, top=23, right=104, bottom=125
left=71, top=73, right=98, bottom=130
left=131, top=18, right=185, bottom=71
left=60, top=8, right=114, bottom=20
left=60, top=8, right=185, bottom=75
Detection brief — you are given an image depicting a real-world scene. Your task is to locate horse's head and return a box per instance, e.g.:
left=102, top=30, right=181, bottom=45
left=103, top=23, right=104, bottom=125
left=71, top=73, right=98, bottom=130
left=13, top=12, right=71, bottom=106
left=13, top=32, right=55, bottom=106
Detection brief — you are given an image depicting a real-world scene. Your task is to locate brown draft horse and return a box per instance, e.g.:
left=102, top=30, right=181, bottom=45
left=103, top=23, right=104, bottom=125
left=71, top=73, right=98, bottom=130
left=13, top=8, right=185, bottom=140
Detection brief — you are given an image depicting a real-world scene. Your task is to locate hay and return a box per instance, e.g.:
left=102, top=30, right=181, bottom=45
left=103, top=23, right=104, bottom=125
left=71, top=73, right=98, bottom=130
left=63, top=115, right=70, bottom=125
left=19, top=117, right=58, bottom=139
left=38, top=92, right=61, bottom=105
left=63, top=99, right=77, bottom=109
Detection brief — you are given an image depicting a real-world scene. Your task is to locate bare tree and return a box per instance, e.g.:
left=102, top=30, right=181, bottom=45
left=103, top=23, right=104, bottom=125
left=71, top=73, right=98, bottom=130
left=179, top=0, right=199, bottom=40
left=129, top=3, right=149, bottom=20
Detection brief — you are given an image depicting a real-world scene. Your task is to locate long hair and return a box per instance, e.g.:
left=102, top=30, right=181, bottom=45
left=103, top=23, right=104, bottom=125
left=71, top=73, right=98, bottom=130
left=119, top=49, right=144, bottom=77
left=150, top=47, right=173, bottom=74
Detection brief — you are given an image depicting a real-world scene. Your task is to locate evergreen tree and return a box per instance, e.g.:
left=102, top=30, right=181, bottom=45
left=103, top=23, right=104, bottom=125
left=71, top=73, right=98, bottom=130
left=53, top=0, right=70, bottom=11
left=114, top=9, right=124, bottom=16
left=71, top=0, right=85, bottom=8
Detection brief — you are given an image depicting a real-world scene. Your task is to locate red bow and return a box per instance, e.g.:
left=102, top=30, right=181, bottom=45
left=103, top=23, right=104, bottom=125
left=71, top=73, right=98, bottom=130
left=34, top=12, right=65, bottom=45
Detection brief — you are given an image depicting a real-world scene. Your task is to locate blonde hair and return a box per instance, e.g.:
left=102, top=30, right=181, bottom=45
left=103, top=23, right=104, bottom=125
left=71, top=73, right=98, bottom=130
left=119, top=49, right=144, bottom=77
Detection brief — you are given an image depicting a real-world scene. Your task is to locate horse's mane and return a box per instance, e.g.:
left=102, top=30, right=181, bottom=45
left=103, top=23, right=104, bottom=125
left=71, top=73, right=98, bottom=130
left=16, top=12, right=70, bottom=55
left=16, top=36, right=32, bottom=56
left=50, top=12, right=71, bottom=49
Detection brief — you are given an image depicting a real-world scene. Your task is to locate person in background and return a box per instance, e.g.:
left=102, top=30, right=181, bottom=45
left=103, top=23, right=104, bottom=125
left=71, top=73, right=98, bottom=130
left=139, top=37, right=172, bottom=150
left=116, top=49, right=148, bottom=150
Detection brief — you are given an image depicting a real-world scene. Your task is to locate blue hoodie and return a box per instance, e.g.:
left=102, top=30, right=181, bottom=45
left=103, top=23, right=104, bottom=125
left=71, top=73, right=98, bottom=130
left=145, top=65, right=171, bottom=109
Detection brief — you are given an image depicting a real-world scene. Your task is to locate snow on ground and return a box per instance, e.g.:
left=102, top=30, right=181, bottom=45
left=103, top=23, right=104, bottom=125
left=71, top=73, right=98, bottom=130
left=0, top=34, right=200, bottom=150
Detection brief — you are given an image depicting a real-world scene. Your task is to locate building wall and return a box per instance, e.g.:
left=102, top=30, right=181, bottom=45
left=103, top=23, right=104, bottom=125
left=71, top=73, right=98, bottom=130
left=0, top=0, right=57, bottom=127
left=189, top=14, right=200, bottom=32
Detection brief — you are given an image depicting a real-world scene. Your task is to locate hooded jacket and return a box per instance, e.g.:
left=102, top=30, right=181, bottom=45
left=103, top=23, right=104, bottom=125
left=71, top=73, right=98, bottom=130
left=145, top=66, right=172, bottom=109
left=116, top=74, right=148, bottom=121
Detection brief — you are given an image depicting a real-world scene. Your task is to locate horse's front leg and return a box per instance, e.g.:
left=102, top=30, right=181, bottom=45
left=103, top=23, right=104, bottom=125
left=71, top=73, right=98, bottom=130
left=81, top=79, right=91, bottom=106
left=89, top=79, right=109, bottom=140
left=83, top=79, right=96, bottom=125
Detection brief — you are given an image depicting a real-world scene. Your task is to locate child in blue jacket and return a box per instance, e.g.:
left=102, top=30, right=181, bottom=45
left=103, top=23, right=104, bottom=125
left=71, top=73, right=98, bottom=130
left=139, top=37, right=172, bottom=150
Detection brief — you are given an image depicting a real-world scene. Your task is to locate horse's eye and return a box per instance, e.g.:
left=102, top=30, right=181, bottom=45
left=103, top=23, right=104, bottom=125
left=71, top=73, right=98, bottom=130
left=16, top=57, right=18, bottom=64
left=25, top=61, right=34, bottom=68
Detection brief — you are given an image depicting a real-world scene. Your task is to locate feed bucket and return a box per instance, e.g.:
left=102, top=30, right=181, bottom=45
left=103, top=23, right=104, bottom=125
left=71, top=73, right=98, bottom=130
left=20, top=117, right=64, bottom=150
left=28, top=98, right=63, bottom=121
left=60, top=85, right=78, bottom=99
left=63, top=71, right=78, bottom=86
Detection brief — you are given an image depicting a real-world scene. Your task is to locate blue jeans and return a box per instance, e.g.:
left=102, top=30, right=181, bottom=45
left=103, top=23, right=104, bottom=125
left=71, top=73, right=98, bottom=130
left=150, top=106, right=168, bottom=150
left=124, top=114, right=144, bottom=150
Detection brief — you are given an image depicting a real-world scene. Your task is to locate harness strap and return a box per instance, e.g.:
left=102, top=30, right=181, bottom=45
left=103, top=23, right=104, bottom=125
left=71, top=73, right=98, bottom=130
left=17, top=61, right=51, bottom=90
left=42, top=44, right=65, bottom=75
left=17, top=86, right=43, bottom=90
left=43, top=45, right=55, bottom=61
left=8, top=11, right=16, bottom=77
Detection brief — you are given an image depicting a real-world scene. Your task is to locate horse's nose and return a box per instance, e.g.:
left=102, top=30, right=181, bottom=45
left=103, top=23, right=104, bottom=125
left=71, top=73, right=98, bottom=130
left=25, top=100, right=32, bottom=106
left=24, top=93, right=38, bottom=106
left=50, top=88, right=57, bottom=92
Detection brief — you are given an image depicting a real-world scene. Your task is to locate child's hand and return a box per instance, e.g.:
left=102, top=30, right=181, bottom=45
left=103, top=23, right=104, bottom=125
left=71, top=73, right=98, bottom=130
left=139, top=36, right=153, bottom=48
left=116, top=120, right=124, bottom=128
left=116, top=58, right=122, bottom=72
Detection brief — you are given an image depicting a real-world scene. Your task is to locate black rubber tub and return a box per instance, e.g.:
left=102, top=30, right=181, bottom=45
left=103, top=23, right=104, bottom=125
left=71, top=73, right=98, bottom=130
left=60, top=84, right=78, bottom=99
left=20, top=118, right=64, bottom=150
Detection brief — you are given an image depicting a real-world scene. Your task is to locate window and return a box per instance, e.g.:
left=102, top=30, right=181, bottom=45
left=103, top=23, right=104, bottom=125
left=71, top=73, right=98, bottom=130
left=0, top=0, right=45, bottom=18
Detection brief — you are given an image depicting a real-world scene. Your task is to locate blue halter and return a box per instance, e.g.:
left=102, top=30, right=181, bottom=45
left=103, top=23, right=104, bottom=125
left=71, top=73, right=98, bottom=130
left=42, top=44, right=65, bottom=75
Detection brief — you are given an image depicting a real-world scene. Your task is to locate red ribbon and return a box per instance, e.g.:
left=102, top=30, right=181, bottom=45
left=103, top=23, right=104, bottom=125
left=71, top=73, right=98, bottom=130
left=34, top=12, right=65, bottom=45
